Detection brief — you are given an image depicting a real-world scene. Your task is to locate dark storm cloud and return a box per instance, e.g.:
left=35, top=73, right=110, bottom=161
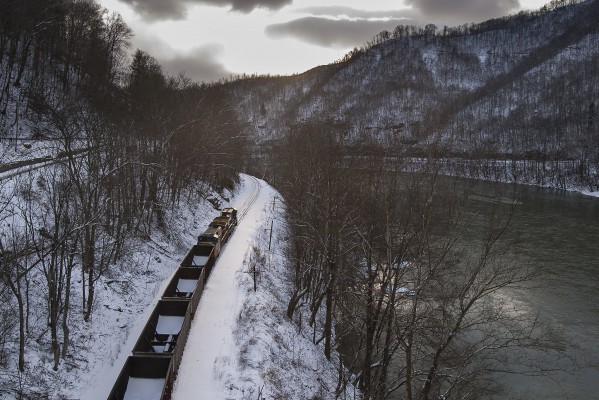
left=119, top=0, right=291, bottom=21
left=118, top=0, right=187, bottom=20
left=295, top=6, right=417, bottom=20
left=265, top=17, right=412, bottom=48
left=405, top=0, right=520, bottom=22
left=227, top=0, right=292, bottom=13
left=161, top=45, right=231, bottom=83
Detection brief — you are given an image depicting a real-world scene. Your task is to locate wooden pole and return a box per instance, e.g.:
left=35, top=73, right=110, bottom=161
left=268, top=220, right=273, bottom=252
left=253, top=265, right=257, bottom=292
left=15, top=103, right=19, bottom=151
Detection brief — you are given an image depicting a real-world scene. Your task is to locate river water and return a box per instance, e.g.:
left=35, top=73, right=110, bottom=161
left=458, top=179, right=599, bottom=399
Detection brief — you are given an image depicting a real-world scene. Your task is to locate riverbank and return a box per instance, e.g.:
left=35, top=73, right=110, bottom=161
left=402, top=157, right=599, bottom=198
left=580, top=189, right=599, bottom=198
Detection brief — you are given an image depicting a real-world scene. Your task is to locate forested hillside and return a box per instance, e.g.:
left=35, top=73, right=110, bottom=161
left=1, top=0, right=245, bottom=187
left=0, top=0, right=244, bottom=396
left=229, top=0, right=599, bottom=191
left=1, top=0, right=597, bottom=398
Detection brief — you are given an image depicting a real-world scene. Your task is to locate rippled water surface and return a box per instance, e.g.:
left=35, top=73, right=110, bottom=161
left=460, top=180, right=599, bottom=399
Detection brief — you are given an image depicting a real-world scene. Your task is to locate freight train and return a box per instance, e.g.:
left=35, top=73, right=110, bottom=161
left=107, top=208, right=238, bottom=400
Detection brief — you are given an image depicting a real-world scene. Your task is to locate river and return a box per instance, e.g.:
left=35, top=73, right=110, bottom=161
left=458, top=179, right=599, bottom=399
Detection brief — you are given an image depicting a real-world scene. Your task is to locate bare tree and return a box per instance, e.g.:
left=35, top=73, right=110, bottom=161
left=274, top=130, right=567, bottom=398
left=0, top=176, right=35, bottom=373
left=20, top=167, right=77, bottom=370
left=0, top=229, right=33, bottom=372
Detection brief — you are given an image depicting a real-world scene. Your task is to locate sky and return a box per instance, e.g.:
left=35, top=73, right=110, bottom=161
left=97, top=0, right=550, bottom=83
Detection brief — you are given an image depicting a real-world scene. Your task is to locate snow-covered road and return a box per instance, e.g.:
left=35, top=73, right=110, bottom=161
left=172, top=174, right=276, bottom=399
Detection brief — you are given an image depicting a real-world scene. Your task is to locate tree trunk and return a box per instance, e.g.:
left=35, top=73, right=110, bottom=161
left=376, top=294, right=396, bottom=399
left=81, top=267, right=86, bottom=314
left=51, top=313, right=60, bottom=371
left=83, top=225, right=96, bottom=321
left=362, top=256, right=375, bottom=396
left=61, top=264, right=72, bottom=358
left=286, top=286, right=309, bottom=320
left=14, top=279, right=26, bottom=372
left=13, top=37, right=32, bottom=87
left=324, top=259, right=335, bottom=360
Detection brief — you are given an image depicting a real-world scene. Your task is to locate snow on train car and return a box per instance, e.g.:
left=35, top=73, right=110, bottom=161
left=107, top=208, right=237, bottom=400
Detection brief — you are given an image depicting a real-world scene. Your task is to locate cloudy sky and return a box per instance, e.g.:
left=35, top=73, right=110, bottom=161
left=97, top=0, right=549, bottom=83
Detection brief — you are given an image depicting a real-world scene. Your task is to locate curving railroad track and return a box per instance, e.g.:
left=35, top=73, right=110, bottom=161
left=236, top=175, right=262, bottom=223
left=107, top=174, right=264, bottom=400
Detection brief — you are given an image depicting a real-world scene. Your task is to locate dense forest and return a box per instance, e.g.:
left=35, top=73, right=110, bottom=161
left=1, top=0, right=597, bottom=398
left=0, top=0, right=244, bottom=396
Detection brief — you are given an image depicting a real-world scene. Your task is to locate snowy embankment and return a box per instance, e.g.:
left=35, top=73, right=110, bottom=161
left=403, top=157, right=599, bottom=197
left=0, top=166, right=233, bottom=398
left=0, top=168, right=353, bottom=398
left=72, top=174, right=354, bottom=400
left=71, top=184, right=237, bottom=400
left=173, top=176, right=357, bottom=399
left=581, top=190, right=599, bottom=198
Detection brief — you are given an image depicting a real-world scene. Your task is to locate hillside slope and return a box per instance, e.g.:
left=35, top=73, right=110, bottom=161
left=227, top=0, right=598, bottom=180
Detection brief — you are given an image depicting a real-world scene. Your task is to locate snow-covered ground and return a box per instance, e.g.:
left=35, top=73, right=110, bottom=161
left=173, top=175, right=357, bottom=399
left=581, top=190, right=599, bottom=198
left=0, top=141, right=58, bottom=164
left=61, top=181, right=236, bottom=400
left=0, top=163, right=234, bottom=398
left=21, top=173, right=355, bottom=400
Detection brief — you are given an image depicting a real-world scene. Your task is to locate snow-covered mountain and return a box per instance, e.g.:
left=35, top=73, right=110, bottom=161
left=227, top=0, right=598, bottom=164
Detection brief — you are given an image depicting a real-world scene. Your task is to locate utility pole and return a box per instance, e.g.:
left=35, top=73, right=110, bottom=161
left=245, top=254, right=261, bottom=292
left=15, top=102, right=19, bottom=151
left=268, top=220, right=273, bottom=252
left=245, top=264, right=261, bottom=292
left=268, top=195, right=276, bottom=269
left=252, top=264, right=259, bottom=291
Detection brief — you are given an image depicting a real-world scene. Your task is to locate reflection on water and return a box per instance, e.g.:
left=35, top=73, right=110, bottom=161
left=456, top=179, right=599, bottom=399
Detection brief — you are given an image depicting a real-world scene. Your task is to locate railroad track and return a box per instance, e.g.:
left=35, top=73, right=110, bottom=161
left=236, top=175, right=261, bottom=223
left=0, top=158, right=56, bottom=181
left=0, top=147, right=90, bottom=182
left=107, top=174, right=263, bottom=400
